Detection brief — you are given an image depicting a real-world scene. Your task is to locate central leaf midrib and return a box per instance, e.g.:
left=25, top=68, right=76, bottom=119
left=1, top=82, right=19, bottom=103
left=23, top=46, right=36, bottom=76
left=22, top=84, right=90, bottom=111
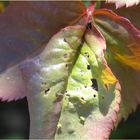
left=52, top=28, right=87, bottom=138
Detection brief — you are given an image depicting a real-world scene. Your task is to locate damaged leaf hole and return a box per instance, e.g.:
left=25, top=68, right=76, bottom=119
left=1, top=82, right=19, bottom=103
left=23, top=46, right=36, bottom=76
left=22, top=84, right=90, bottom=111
left=91, top=78, right=98, bottom=91
left=87, top=22, right=92, bottom=29
left=93, top=94, right=96, bottom=98
left=81, top=97, right=85, bottom=100
left=45, top=88, right=50, bottom=95
left=84, top=52, right=89, bottom=58
left=87, top=64, right=90, bottom=70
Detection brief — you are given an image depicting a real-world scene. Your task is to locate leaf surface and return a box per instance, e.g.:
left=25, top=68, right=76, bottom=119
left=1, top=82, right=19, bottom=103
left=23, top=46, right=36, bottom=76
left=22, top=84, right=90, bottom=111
left=0, top=1, right=85, bottom=73
left=0, top=65, right=26, bottom=101
left=94, top=9, right=140, bottom=120
left=20, top=25, right=85, bottom=139
left=102, top=2, right=140, bottom=30
left=115, top=4, right=140, bottom=30
left=20, top=25, right=121, bottom=139
left=55, top=25, right=120, bottom=140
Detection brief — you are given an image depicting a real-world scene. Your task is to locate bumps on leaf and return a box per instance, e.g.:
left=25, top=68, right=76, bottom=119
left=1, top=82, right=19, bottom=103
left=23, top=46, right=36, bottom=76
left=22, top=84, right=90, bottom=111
left=20, top=24, right=121, bottom=139
left=55, top=25, right=121, bottom=140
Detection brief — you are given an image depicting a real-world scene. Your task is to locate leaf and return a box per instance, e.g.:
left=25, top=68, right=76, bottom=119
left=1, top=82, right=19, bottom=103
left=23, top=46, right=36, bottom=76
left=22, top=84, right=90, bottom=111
left=20, top=25, right=85, bottom=139
left=94, top=9, right=140, bottom=120
left=20, top=25, right=121, bottom=139
left=0, top=65, right=26, bottom=101
left=106, top=0, right=140, bottom=8
left=115, top=4, right=140, bottom=30
left=102, top=2, right=140, bottom=30
left=0, top=1, right=85, bottom=73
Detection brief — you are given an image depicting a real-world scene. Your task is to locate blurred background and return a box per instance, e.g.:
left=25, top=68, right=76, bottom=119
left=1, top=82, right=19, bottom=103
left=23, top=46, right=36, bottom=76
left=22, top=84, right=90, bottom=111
left=0, top=98, right=29, bottom=139
left=0, top=98, right=140, bottom=139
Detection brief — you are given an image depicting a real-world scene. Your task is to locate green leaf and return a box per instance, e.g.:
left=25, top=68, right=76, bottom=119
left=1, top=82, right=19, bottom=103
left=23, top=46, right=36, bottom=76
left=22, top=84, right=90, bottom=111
left=20, top=25, right=121, bottom=139
left=0, top=1, right=85, bottom=73
left=94, top=9, right=140, bottom=120
left=20, top=25, right=86, bottom=139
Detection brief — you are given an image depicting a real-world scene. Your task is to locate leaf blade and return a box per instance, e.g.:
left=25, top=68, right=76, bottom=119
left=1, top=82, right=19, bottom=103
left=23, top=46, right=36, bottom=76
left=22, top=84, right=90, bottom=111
left=0, top=65, right=26, bottom=101
left=94, top=9, right=140, bottom=120
left=20, top=25, right=86, bottom=139
left=21, top=24, right=121, bottom=139
left=0, top=1, right=85, bottom=73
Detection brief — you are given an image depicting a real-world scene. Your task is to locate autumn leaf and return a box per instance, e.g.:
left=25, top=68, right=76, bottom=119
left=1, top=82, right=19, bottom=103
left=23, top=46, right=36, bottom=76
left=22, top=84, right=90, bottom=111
left=19, top=24, right=121, bottom=139
left=0, top=64, right=26, bottom=101
left=1, top=1, right=140, bottom=139
left=94, top=9, right=140, bottom=120
left=115, top=4, right=140, bottom=30
left=0, top=1, right=85, bottom=73
left=102, top=2, right=140, bottom=30
left=0, top=1, right=85, bottom=101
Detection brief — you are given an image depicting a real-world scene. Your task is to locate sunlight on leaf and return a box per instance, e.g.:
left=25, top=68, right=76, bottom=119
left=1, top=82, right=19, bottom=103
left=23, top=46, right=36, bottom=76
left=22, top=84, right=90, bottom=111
left=20, top=25, right=85, bottom=139
left=19, top=25, right=121, bottom=139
